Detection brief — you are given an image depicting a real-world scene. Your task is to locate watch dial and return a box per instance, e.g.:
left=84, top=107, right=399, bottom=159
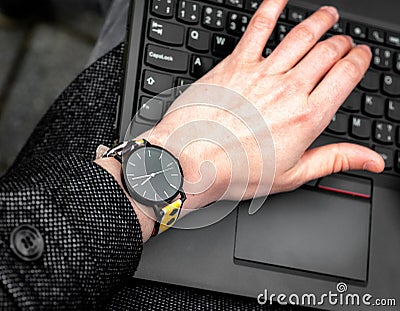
left=124, top=146, right=183, bottom=203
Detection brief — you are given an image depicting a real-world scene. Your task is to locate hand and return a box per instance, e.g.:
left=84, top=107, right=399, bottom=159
left=145, top=0, right=384, bottom=211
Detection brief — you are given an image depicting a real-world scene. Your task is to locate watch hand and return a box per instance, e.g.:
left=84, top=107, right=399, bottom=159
left=141, top=176, right=152, bottom=186
left=153, top=167, right=174, bottom=176
left=130, top=167, right=174, bottom=181
left=130, top=174, right=152, bottom=181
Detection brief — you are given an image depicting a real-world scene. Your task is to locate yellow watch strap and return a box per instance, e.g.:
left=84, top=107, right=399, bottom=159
left=153, top=198, right=183, bottom=236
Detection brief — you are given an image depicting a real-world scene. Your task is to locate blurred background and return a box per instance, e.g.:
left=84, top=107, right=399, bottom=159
left=0, top=1, right=109, bottom=175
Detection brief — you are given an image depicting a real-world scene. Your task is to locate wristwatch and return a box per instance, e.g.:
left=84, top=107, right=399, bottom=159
left=96, top=139, right=186, bottom=236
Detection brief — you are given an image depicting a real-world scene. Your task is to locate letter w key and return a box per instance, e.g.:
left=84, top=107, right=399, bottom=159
left=212, top=34, right=237, bottom=58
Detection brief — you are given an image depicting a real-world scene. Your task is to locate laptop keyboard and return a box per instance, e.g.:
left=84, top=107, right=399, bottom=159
left=131, top=0, right=400, bottom=177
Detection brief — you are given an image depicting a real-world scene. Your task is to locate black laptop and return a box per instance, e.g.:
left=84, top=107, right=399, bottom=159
left=117, top=0, right=400, bottom=309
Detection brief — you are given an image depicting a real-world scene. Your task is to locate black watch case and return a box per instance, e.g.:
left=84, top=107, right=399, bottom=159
left=122, top=141, right=184, bottom=208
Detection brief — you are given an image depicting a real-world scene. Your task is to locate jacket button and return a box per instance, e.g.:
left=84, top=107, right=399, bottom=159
left=10, top=225, right=44, bottom=261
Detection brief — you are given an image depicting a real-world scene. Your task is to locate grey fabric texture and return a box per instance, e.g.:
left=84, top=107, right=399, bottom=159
left=0, top=44, right=142, bottom=309
left=0, top=43, right=309, bottom=310
left=88, top=0, right=128, bottom=66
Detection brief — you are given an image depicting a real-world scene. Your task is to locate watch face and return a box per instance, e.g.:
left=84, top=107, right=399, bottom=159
left=124, top=146, right=183, bottom=205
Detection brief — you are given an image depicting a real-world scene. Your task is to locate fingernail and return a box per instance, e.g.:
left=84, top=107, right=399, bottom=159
left=363, top=161, right=377, bottom=172
left=321, top=6, right=339, bottom=19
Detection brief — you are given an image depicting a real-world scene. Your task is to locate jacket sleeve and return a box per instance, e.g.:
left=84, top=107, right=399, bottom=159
left=0, top=153, right=143, bottom=309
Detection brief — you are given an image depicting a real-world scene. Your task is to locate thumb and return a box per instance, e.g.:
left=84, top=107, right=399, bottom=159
left=295, top=143, right=385, bottom=183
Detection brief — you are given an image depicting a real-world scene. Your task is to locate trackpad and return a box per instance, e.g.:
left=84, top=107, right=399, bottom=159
left=234, top=188, right=370, bottom=282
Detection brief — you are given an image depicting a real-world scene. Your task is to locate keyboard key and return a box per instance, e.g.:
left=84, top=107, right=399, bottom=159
left=276, top=24, right=291, bottom=42
left=225, top=0, right=244, bottom=9
left=331, top=20, right=346, bottom=34
left=187, top=28, right=210, bottom=52
left=382, top=74, right=400, bottom=97
left=386, top=32, right=400, bottom=47
left=318, top=174, right=371, bottom=199
left=395, top=150, right=400, bottom=172
left=191, top=55, right=214, bottom=78
left=350, top=116, right=371, bottom=140
left=227, top=12, right=250, bottom=37
left=326, top=112, right=348, bottom=135
left=245, top=0, right=262, bottom=12
left=139, top=96, right=164, bottom=122
left=394, top=53, right=400, bottom=74
left=279, top=8, right=288, bottom=20
left=142, top=70, right=174, bottom=95
left=287, top=6, right=308, bottom=23
left=374, top=121, right=394, bottom=145
left=130, top=120, right=156, bottom=137
left=263, top=45, right=275, bottom=58
left=348, top=23, right=367, bottom=39
left=371, top=47, right=393, bottom=71
left=151, top=0, right=175, bottom=18
left=177, top=0, right=200, bottom=24
left=175, top=77, right=195, bottom=96
left=362, top=94, right=384, bottom=117
left=397, top=127, right=400, bottom=146
left=368, top=28, right=385, bottom=43
left=374, top=146, right=393, bottom=170
left=148, top=19, right=185, bottom=46
left=145, top=44, right=189, bottom=72
left=202, top=6, right=226, bottom=30
left=212, top=34, right=236, bottom=58
left=359, top=70, right=380, bottom=91
left=387, top=99, right=400, bottom=121
left=341, top=91, right=361, bottom=112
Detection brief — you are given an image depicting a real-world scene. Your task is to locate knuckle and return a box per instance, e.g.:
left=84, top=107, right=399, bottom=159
left=294, top=103, right=317, bottom=125
left=251, top=13, right=275, bottom=31
left=340, top=59, right=361, bottom=78
left=331, top=144, right=350, bottom=173
left=292, top=24, right=315, bottom=44
left=335, top=34, right=353, bottom=46
left=316, top=41, right=340, bottom=59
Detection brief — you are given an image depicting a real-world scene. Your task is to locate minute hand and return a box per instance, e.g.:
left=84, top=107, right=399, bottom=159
left=139, top=167, right=175, bottom=185
left=152, top=167, right=174, bottom=176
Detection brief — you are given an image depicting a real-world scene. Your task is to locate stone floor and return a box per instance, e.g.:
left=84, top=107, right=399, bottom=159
left=0, top=11, right=104, bottom=176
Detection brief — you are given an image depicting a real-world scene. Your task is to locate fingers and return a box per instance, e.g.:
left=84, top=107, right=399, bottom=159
left=234, top=0, right=287, bottom=61
left=294, top=143, right=385, bottom=183
left=309, top=45, right=372, bottom=126
left=288, top=35, right=354, bottom=92
left=264, top=6, right=339, bottom=74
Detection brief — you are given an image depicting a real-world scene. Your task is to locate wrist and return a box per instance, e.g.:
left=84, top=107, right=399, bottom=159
left=94, top=157, right=155, bottom=242
left=142, top=126, right=229, bottom=211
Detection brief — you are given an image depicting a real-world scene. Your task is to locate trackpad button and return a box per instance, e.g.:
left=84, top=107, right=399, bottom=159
left=234, top=188, right=370, bottom=282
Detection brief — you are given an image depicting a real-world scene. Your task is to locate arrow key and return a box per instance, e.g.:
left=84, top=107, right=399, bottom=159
left=142, top=70, right=173, bottom=95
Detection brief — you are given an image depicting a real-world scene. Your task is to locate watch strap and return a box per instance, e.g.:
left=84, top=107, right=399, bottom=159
left=152, top=197, right=184, bottom=237
left=97, top=139, right=186, bottom=238
left=95, top=139, right=146, bottom=162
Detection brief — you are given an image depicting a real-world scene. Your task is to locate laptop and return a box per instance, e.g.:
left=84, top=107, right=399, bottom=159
left=117, top=0, right=400, bottom=309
